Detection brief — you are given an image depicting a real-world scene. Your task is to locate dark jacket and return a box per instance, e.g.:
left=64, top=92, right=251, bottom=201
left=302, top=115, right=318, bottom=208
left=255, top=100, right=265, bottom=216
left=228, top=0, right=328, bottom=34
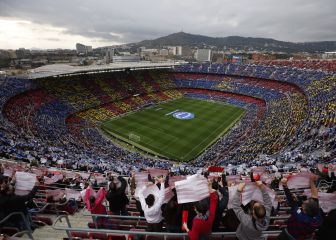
left=284, top=186, right=323, bottom=240
left=1, top=186, right=38, bottom=217
left=212, top=185, right=229, bottom=231
left=162, top=197, right=182, bottom=232
left=106, top=176, right=128, bottom=213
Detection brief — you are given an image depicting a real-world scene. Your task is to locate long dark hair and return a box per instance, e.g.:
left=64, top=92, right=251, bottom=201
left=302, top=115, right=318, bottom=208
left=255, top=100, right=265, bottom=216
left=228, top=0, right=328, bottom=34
left=89, top=196, right=96, bottom=209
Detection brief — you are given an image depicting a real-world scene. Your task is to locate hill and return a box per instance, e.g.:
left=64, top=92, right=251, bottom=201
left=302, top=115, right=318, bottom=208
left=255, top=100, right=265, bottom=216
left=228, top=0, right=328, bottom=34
left=133, top=32, right=336, bottom=53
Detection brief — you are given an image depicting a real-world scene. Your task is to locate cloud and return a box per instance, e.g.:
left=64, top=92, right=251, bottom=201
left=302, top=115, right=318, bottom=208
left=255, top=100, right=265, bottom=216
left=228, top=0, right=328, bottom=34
left=0, top=0, right=335, bottom=49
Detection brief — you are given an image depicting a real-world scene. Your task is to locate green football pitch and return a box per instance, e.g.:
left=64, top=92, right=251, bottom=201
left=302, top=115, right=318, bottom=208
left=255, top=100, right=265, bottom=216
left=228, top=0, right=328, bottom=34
left=101, top=98, right=245, bottom=162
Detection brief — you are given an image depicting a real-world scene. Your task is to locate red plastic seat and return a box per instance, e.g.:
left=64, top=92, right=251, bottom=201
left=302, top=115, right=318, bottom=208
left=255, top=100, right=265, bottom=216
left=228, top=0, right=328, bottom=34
left=0, top=227, right=19, bottom=236
left=222, top=236, right=237, bottom=240
left=145, top=235, right=165, bottom=240
left=71, top=231, right=89, bottom=239
left=107, top=234, right=126, bottom=240
left=89, top=232, right=109, bottom=240
left=265, top=234, right=279, bottom=240
left=165, top=236, right=185, bottom=240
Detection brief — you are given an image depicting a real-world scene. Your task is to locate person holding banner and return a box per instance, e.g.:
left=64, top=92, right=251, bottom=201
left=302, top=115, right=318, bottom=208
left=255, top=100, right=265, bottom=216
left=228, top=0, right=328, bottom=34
left=106, top=176, right=129, bottom=215
left=138, top=177, right=166, bottom=232
left=212, top=175, right=229, bottom=232
left=276, top=176, right=322, bottom=240
left=182, top=183, right=218, bottom=240
left=85, top=186, right=110, bottom=228
left=0, top=177, right=39, bottom=230
left=232, top=181, right=272, bottom=240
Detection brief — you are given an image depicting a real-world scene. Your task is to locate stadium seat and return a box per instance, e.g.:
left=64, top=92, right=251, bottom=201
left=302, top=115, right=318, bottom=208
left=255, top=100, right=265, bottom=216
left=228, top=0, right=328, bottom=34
left=145, top=235, right=165, bottom=240
left=0, top=227, right=19, bottom=236
left=89, top=232, right=109, bottom=240
left=107, top=234, right=126, bottom=240
left=222, top=236, right=237, bottom=240
left=71, top=231, right=89, bottom=239
left=165, top=236, right=185, bottom=240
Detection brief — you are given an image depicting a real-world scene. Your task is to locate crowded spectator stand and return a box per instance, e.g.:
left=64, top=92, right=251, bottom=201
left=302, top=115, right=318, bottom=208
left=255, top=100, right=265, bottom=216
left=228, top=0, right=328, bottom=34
left=0, top=159, right=335, bottom=239
left=0, top=61, right=336, bottom=239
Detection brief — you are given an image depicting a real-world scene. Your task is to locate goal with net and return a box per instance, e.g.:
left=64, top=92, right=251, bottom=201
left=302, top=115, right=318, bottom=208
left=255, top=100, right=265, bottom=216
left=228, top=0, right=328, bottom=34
left=128, top=133, right=141, bottom=142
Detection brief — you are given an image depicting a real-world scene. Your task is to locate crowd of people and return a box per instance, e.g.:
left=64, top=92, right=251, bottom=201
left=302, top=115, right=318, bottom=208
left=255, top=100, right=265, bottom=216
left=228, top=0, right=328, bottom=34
left=0, top=61, right=335, bottom=175
left=0, top=60, right=335, bottom=240
left=0, top=160, right=335, bottom=240
left=253, top=59, right=336, bottom=73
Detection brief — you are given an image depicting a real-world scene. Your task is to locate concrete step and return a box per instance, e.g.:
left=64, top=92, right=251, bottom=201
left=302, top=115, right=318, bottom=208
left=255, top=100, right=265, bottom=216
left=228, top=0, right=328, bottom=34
left=32, top=211, right=92, bottom=240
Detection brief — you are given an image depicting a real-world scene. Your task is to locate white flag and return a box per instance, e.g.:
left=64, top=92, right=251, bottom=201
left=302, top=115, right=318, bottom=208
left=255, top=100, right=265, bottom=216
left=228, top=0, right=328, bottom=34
left=279, top=172, right=316, bottom=190
left=15, top=172, right=36, bottom=195
left=304, top=189, right=336, bottom=213
left=175, top=174, right=210, bottom=204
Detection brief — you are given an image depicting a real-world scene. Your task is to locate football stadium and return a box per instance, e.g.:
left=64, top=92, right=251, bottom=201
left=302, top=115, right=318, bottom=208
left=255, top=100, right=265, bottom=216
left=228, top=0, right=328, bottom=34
left=1, top=0, right=336, bottom=238
left=1, top=60, right=336, bottom=239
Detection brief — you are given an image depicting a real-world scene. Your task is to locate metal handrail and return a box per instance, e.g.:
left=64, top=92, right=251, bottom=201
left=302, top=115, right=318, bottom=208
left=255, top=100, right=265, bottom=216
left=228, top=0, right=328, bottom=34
left=82, top=212, right=146, bottom=220
left=83, top=212, right=288, bottom=220
left=32, top=198, right=73, bottom=216
left=0, top=211, right=34, bottom=239
left=53, top=215, right=281, bottom=240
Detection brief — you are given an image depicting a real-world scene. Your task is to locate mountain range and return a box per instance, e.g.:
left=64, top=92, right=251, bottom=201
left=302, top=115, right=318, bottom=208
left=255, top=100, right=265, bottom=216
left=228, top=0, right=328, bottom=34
left=131, top=32, right=336, bottom=53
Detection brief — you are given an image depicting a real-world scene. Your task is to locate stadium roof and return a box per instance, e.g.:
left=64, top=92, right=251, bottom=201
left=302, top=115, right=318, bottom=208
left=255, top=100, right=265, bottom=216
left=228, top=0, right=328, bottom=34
left=28, top=61, right=181, bottom=79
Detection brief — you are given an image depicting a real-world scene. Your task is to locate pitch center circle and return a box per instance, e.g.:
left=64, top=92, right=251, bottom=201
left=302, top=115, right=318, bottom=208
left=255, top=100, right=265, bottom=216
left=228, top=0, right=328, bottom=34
left=173, top=111, right=195, bottom=120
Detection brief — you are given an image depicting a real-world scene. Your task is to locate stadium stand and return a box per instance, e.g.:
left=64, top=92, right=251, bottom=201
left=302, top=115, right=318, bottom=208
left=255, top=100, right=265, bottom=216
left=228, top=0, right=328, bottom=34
left=0, top=159, right=335, bottom=239
left=0, top=61, right=336, bottom=239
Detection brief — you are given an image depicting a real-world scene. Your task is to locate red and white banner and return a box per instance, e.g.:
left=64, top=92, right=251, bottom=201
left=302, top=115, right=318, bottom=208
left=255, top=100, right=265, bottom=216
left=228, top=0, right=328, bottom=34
left=174, top=174, right=209, bottom=204
left=228, top=185, right=238, bottom=209
left=226, top=175, right=242, bottom=186
left=134, top=172, right=149, bottom=186
left=304, top=189, right=336, bottom=213
left=15, top=172, right=36, bottom=196
left=279, top=172, right=317, bottom=190
left=241, top=183, right=277, bottom=208
left=228, top=183, right=277, bottom=209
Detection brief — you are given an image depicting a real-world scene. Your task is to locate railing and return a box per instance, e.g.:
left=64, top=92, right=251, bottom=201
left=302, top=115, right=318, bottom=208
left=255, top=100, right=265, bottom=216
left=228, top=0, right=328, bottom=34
left=53, top=215, right=282, bottom=240
left=83, top=212, right=289, bottom=221
left=33, top=199, right=77, bottom=218
left=82, top=212, right=289, bottom=230
left=0, top=211, right=34, bottom=239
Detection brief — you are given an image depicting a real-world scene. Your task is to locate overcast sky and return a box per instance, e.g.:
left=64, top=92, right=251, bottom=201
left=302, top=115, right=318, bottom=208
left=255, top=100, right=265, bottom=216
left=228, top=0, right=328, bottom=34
left=0, top=0, right=335, bottom=49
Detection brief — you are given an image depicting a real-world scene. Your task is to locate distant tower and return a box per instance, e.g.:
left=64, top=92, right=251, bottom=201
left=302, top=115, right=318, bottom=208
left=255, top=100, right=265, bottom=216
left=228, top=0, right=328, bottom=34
left=105, top=48, right=114, bottom=63
left=76, top=43, right=86, bottom=54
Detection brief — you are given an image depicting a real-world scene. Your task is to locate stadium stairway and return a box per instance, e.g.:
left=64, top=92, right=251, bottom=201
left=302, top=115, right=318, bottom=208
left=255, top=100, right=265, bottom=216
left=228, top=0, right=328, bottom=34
left=32, top=210, right=92, bottom=240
